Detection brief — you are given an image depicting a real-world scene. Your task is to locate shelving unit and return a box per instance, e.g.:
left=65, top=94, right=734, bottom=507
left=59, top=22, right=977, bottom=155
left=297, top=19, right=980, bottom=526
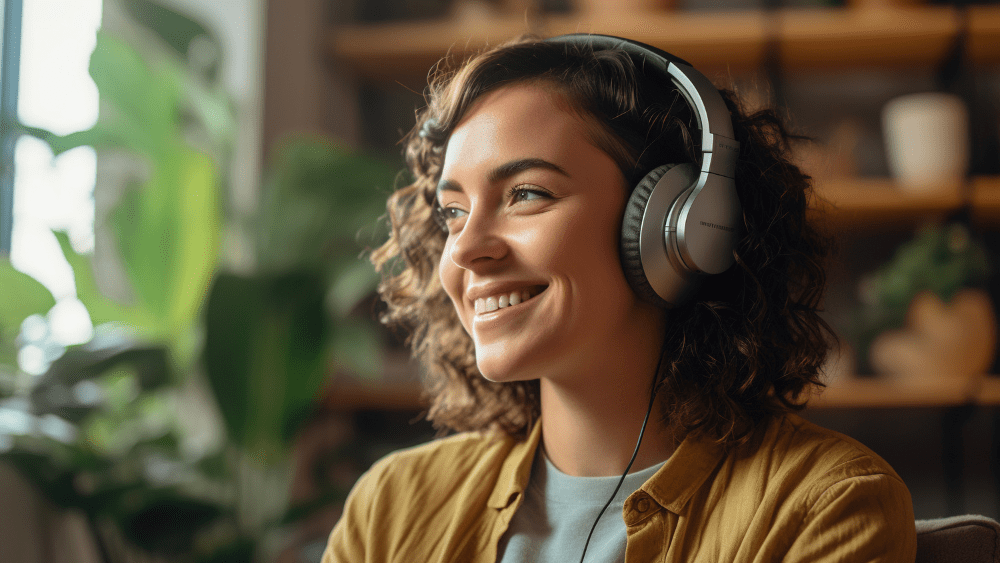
left=324, top=372, right=1000, bottom=411
left=329, top=5, right=1000, bottom=86
left=322, top=4, right=1000, bottom=414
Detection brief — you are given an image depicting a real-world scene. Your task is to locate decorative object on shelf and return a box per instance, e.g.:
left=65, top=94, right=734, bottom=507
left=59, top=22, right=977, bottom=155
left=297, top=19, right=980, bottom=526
left=870, top=288, right=997, bottom=385
left=872, top=287, right=997, bottom=382
left=882, top=92, right=970, bottom=194
left=854, top=221, right=992, bottom=376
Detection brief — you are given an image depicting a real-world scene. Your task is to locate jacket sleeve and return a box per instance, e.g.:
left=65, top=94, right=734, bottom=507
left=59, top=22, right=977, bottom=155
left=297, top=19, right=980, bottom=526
left=783, top=472, right=917, bottom=563
left=321, top=460, right=388, bottom=563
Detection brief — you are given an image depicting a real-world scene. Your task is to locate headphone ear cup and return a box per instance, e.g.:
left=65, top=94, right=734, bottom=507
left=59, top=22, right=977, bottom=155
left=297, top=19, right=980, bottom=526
left=620, top=164, right=678, bottom=308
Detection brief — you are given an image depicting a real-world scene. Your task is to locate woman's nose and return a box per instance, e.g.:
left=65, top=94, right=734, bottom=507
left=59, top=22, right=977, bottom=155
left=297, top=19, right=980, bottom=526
left=447, top=209, right=508, bottom=270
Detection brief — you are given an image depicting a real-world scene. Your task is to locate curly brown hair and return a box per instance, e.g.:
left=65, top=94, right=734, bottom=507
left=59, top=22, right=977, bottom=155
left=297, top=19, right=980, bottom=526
left=370, top=36, right=834, bottom=446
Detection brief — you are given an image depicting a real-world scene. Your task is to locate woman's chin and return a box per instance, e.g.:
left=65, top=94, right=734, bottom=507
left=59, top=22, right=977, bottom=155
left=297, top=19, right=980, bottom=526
left=475, top=355, right=535, bottom=384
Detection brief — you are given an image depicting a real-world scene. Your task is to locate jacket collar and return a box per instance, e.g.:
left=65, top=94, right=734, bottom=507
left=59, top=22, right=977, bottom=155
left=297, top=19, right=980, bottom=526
left=641, top=432, right=726, bottom=514
left=488, top=420, right=542, bottom=509
left=485, top=419, right=726, bottom=514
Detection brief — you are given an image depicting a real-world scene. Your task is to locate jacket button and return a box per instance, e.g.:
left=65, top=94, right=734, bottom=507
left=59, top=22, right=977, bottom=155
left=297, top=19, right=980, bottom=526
left=635, top=497, right=651, bottom=513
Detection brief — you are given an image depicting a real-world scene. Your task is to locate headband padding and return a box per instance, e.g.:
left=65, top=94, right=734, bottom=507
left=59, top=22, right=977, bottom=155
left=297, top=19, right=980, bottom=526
left=620, top=164, right=677, bottom=308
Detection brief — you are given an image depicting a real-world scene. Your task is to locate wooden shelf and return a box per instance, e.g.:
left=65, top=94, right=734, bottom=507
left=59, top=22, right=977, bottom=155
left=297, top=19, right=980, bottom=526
left=972, top=175, right=1000, bottom=224
left=328, top=6, right=1000, bottom=86
left=812, top=377, right=973, bottom=409
left=776, top=6, right=960, bottom=71
left=811, top=175, right=1000, bottom=227
left=322, top=380, right=426, bottom=411
left=542, top=10, right=770, bottom=73
left=968, top=5, right=1000, bottom=67
left=977, top=376, right=1000, bottom=406
left=321, top=352, right=426, bottom=411
left=321, top=372, right=1000, bottom=411
left=811, top=375, right=1000, bottom=409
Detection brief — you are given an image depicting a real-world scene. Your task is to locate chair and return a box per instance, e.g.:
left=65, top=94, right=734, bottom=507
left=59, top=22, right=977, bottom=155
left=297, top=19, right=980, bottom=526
left=916, top=515, right=1000, bottom=563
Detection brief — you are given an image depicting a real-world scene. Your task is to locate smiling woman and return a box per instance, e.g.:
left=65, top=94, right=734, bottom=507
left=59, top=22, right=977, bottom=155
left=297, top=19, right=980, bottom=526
left=323, top=35, right=917, bottom=563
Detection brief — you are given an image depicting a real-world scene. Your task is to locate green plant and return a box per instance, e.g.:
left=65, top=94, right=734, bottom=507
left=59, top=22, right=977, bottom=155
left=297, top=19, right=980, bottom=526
left=0, top=1, right=396, bottom=561
left=853, top=220, right=992, bottom=372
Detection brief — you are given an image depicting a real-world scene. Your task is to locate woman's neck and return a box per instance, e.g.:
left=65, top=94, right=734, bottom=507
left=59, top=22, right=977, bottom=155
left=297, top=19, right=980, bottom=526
left=538, top=362, right=677, bottom=478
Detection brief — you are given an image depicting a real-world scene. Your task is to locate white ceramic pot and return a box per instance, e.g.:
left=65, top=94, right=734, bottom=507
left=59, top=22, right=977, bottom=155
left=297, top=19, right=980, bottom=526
left=882, top=92, right=969, bottom=194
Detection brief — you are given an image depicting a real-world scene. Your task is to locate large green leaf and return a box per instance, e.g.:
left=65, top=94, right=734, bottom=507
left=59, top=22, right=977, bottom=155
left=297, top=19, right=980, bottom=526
left=53, top=231, right=152, bottom=330
left=109, top=149, right=220, bottom=336
left=89, top=33, right=177, bottom=158
left=0, top=260, right=56, bottom=367
left=121, top=0, right=218, bottom=67
left=203, top=272, right=329, bottom=463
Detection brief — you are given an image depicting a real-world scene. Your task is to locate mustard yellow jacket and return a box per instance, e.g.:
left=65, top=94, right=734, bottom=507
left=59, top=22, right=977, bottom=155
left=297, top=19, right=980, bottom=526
left=323, top=413, right=916, bottom=562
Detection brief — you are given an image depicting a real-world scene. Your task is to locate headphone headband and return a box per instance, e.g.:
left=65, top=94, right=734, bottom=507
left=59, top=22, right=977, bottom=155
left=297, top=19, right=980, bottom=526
left=544, top=34, right=739, bottom=180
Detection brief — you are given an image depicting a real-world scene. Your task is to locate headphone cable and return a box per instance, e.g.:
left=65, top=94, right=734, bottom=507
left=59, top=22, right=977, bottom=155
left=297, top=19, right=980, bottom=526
left=577, top=359, right=662, bottom=563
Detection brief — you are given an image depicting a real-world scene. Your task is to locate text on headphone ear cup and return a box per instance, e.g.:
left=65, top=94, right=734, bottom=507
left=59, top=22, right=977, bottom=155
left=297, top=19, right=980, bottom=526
left=673, top=171, right=741, bottom=275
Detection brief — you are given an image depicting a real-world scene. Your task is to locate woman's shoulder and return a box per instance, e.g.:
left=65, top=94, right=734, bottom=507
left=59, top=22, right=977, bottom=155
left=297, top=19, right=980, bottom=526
left=359, top=429, right=526, bottom=494
left=718, top=412, right=913, bottom=521
left=703, top=413, right=916, bottom=560
left=762, top=413, right=904, bottom=483
left=752, top=414, right=916, bottom=560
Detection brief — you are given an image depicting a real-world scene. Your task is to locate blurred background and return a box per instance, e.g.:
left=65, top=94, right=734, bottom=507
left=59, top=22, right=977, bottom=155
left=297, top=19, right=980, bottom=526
left=0, top=0, right=998, bottom=561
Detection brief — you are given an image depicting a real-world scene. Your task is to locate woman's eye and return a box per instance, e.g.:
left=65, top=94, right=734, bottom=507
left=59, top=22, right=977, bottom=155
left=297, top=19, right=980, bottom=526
left=439, top=205, right=467, bottom=221
left=508, top=186, right=550, bottom=203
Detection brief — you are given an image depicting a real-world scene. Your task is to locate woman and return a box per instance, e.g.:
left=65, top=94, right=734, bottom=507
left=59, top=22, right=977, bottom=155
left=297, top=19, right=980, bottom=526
left=323, top=35, right=916, bottom=562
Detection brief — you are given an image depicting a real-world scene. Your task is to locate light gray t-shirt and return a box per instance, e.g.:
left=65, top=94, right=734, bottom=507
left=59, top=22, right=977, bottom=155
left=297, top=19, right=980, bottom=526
left=496, top=450, right=665, bottom=563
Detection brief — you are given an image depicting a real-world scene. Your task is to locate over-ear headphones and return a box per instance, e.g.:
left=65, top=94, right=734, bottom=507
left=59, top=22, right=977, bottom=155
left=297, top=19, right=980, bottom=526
left=545, top=34, right=742, bottom=308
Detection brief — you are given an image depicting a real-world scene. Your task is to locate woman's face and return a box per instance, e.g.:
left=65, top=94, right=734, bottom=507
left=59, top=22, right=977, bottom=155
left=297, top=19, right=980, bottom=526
left=436, top=83, right=663, bottom=383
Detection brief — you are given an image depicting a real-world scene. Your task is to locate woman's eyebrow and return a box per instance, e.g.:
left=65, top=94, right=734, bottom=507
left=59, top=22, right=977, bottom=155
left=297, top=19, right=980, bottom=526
left=436, top=157, right=570, bottom=198
left=487, top=158, right=570, bottom=183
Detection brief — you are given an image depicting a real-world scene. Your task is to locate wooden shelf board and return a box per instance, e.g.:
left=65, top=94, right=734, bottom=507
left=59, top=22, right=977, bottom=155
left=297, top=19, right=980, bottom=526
left=811, top=177, right=964, bottom=226
left=809, top=376, right=987, bottom=409
left=321, top=373, right=1000, bottom=411
left=328, top=7, right=1000, bottom=84
left=328, top=15, right=537, bottom=85
left=968, top=5, right=1000, bottom=68
left=810, top=176, right=1000, bottom=227
left=542, top=11, right=769, bottom=73
left=972, top=176, right=1000, bottom=224
left=320, top=353, right=426, bottom=411
left=977, top=376, right=1000, bottom=406
left=322, top=381, right=426, bottom=411
left=778, top=7, right=960, bottom=70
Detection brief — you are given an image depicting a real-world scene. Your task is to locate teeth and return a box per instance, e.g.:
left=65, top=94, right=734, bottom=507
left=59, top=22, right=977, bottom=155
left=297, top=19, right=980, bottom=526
left=474, top=289, right=537, bottom=314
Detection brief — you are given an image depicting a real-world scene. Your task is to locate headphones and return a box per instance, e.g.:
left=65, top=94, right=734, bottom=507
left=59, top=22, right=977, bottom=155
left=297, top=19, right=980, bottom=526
left=545, top=34, right=742, bottom=308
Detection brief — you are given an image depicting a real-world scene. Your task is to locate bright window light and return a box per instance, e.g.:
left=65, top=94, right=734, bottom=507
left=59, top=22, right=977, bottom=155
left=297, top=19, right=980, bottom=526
left=10, top=0, right=103, bottom=356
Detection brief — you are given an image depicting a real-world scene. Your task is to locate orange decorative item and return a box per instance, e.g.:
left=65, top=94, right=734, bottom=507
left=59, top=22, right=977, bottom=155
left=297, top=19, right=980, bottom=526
left=870, top=289, right=997, bottom=384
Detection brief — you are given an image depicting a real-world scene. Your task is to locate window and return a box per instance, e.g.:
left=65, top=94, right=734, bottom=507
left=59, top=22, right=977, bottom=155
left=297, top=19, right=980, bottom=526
left=4, top=0, right=103, bottom=373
